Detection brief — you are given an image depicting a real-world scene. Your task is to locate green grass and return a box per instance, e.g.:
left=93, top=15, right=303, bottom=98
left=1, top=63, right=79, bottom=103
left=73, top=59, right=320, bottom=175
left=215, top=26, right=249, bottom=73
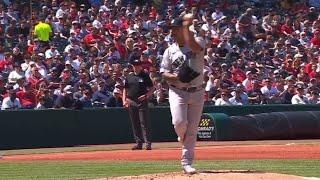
left=0, top=160, right=319, bottom=180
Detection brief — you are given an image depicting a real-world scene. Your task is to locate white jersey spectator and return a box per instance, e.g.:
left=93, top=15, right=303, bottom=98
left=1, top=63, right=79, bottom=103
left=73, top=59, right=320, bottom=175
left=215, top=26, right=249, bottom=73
left=55, top=3, right=68, bottom=19
left=261, top=83, right=279, bottom=99
left=291, top=94, right=309, bottom=104
left=1, top=96, right=21, bottom=110
left=146, top=18, right=157, bottom=30
left=211, top=8, right=224, bottom=21
left=8, top=67, right=24, bottom=83
left=242, top=71, right=254, bottom=92
left=229, top=96, right=244, bottom=105
left=45, top=46, right=60, bottom=59
left=70, top=58, right=81, bottom=71
left=215, top=98, right=231, bottom=106
left=92, top=18, right=103, bottom=29
left=291, top=85, right=308, bottom=104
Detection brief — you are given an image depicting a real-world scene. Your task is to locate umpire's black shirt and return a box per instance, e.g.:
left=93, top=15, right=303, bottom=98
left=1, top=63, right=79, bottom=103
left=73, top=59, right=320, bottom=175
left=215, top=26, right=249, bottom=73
left=124, top=71, right=153, bottom=100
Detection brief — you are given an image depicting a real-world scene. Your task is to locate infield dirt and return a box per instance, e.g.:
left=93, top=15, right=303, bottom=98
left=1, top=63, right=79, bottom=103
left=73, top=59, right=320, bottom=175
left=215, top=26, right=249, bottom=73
left=100, top=171, right=303, bottom=180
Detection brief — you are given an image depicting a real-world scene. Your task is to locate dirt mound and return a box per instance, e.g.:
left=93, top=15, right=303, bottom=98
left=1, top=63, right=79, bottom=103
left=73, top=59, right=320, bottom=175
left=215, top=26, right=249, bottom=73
left=100, top=170, right=303, bottom=180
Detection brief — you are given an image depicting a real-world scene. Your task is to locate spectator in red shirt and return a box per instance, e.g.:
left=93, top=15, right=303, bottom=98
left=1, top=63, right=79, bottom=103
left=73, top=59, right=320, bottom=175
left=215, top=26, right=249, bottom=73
left=114, top=36, right=126, bottom=60
left=311, top=31, right=320, bottom=48
left=137, top=36, right=147, bottom=52
left=28, top=66, right=45, bottom=90
left=305, top=56, right=318, bottom=74
left=150, top=6, right=158, bottom=18
left=119, top=16, right=129, bottom=30
left=105, top=19, right=120, bottom=37
left=309, top=64, right=320, bottom=79
left=0, top=52, right=14, bottom=72
left=83, top=27, right=103, bottom=47
left=187, top=0, right=206, bottom=8
left=281, top=18, right=294, bottom=37
left=231, top=62, right=246, bottom=84
left=16, top=82, right=36, bottom=109
left=284, top=59, right=296, bottom=75
left=69, top=3, right=78, bottom=21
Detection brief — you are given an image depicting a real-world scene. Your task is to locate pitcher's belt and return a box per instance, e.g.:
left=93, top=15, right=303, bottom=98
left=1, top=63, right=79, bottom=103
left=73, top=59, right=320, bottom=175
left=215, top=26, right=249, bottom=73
left=169, top=84, right=204, bottom=92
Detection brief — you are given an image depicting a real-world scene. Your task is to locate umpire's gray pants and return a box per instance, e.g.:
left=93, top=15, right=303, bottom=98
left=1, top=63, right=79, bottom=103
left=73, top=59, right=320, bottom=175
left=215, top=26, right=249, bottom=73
left=168, top=87, right=204, bottom=166
left=128, top=99, right=151, bottom=145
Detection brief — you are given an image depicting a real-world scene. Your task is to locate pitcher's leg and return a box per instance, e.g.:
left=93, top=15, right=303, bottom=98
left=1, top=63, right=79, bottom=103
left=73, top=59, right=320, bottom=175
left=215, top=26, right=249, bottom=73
left=169, top=89, right=188, bottom=142
left=181, top=91, right=204, bottom=166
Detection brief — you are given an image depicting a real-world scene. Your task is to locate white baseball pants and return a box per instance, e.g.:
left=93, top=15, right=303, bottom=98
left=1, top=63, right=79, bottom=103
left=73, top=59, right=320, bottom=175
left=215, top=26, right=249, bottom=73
left=168, top=86, right=204, bottom=166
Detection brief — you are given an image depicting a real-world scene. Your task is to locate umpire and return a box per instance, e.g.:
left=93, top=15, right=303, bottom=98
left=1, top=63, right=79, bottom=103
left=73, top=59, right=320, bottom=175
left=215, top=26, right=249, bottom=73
left=123, top=59, right=155, bottom=150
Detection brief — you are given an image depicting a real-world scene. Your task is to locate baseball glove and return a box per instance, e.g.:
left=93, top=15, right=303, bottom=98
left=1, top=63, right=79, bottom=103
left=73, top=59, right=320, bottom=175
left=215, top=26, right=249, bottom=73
left=178, top=62, right=200, bottom=83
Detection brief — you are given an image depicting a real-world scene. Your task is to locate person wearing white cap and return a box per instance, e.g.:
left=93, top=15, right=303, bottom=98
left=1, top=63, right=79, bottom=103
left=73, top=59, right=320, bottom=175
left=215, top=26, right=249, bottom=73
left=104, top=87, right=123, bottom=107
left=53, top=84, right=76, bottom=109
left=242, top=71, right=254, bottom=92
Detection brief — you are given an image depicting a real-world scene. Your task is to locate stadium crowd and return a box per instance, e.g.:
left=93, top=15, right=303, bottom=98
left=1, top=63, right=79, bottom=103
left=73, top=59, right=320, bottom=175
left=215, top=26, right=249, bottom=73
left=0, top=0, right=320, bottom=110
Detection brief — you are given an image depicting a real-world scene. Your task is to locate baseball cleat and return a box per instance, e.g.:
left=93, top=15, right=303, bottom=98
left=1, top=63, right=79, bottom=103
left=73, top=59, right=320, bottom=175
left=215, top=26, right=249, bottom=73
left=145, top=143, right=152, bottom=150
left=131, top=144, right=142, bottom=150
left=183, top=165, right=197, bottom=175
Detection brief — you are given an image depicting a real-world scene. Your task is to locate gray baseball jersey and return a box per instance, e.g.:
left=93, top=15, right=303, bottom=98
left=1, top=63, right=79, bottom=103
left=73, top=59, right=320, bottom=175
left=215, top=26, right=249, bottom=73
left=160, top=37, right=205, bottom=88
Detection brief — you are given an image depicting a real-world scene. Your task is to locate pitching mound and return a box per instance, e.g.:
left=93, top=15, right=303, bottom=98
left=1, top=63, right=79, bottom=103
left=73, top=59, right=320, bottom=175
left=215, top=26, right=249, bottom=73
left=100, top=170, right=303, bottom=180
